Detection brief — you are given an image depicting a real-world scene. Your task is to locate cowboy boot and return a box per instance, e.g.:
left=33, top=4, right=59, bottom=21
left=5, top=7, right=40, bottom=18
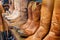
left=24, top=2, right=41, bottom=36
left=25, top=0, right=54, bottom=40
left=43, top=0, right=60, bottom=40
left=19, top=2, right=41, bottom=36
left=20, top=1, right=34, bottom=31
left=17, top=1, right=34, bottom=37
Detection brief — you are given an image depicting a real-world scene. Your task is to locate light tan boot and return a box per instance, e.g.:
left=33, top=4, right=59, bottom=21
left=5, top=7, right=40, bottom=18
left=43, top=0, right=60, bottom=40
left=19, top=2, right=41, bottom=36
left=25, top=0, right=54, bottom=40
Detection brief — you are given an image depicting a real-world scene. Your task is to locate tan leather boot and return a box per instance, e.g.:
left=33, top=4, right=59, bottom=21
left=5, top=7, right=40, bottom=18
left=43, top=0, right=60, bottom=40
left=24, top=2, right=41, bottom=36
left=19, top=2, right=41, bottom=36
left=25, top=0, right=54, bottom=40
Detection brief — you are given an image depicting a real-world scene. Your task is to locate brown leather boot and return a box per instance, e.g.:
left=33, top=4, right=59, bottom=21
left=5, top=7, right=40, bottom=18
left=25, top=0, right=54, bottom=40
left=19, top=2, right=41, bottom=36
left=24, top=2, right=41, bottom=36
left=20, top=1, right=34, bottom=30
left=43, top=0, right=60, bottom=40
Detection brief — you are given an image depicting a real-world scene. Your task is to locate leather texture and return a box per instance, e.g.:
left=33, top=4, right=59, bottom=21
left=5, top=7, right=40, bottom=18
left=18, top=2, right=41, bottom=36
left=43, top=0, right=60, bottom=40
left=25, top=0, right=54, bottom=40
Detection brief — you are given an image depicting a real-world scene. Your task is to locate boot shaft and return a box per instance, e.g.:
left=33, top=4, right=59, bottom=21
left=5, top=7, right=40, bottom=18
left=40, top=0, right=54, bottom=29
left=0, top=4, right=4, bottom=32
left=50, top=0, right=60, bottom=36
left=32, top=2, right=41, bottom=21
left=28, top=1, right=34, bottom=20
left=0, top=15, right=4, bottom=32
left=33, top=0, right=54, bottom=39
